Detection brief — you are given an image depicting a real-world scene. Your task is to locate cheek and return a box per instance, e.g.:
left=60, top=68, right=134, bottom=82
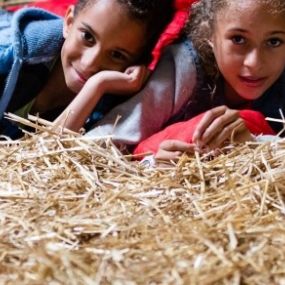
left=214, top=52, right=231, bottom=74
left=62, top=37, right=80, bottom=61
left=216, top=50, right=241, bottom=75
left=270, top=57, right=285, bottom=75
left=269, top=65, right=285, bottom=85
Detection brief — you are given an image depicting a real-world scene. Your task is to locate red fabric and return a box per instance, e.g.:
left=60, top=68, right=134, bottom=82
left=7, top=0, right=194, bottom=68
left=133, top=110, right=276, bottom=155
left=150, top=0, right=195, bottom=69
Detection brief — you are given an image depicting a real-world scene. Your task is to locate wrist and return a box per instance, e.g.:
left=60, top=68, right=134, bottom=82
left=83, top=75, right=105, bottom=101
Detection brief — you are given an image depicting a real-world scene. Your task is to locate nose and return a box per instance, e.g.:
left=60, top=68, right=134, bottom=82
left=80, top=46, right=104, bottom=76
left=243, top=48, right=263, bottom=72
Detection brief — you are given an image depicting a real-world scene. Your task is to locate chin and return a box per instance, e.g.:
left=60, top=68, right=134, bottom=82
left=238, top=88, right=265, bottom=101
left=66, top=80, right=83, bottom=94
left=240, top=94, right=263, bottom=101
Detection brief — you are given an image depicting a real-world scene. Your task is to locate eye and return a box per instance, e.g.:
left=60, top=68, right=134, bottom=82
left=110, top=50, right=128, bottom=62
left=81, top=30, right=95, bottom=44
left=231, top=35, right=246, bottom=45
left=267, top=38, right=283, bottom=48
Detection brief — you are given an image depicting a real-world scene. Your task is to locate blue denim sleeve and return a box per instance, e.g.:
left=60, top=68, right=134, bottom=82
left=0, top=9, right=14, bottom=74
left=0, top=46, right=13, bottom=74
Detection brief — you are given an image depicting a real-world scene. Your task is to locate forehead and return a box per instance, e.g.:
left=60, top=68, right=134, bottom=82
left=215, top=0, right=285, bottom=30
left=74, top=0, right=147, bottom=52
left=227, top=0, right=284, bottom=13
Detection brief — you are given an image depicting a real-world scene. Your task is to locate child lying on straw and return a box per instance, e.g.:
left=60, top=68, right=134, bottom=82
left=0, top=0, right=175, bottom=138
left=131, top=0, right=285, bottom=163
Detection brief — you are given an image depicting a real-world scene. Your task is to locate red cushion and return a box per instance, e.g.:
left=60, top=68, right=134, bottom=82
left=133, top=110, right=276, bottom=155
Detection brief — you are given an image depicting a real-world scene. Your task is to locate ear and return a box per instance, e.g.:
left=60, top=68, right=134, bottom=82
left=63, top=5, right=75, bottom=39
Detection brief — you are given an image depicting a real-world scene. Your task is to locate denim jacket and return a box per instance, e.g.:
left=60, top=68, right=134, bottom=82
left=0, top=7, right=63, bottom=137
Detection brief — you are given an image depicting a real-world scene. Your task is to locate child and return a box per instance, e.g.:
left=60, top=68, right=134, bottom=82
left=132, top=0, right=285, bottom=161
left=0, top=0, right=174, bottom=138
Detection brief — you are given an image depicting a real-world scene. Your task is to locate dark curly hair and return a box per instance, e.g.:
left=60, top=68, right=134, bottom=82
left=74, top=0, right=175, bottom=64
left=185, top=0, right=285, bottom=81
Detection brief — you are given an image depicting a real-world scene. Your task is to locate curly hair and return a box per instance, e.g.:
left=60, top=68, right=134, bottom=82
left=74, top=0, right=175, bottom=64
left=185, top=0, right=285, bottom=80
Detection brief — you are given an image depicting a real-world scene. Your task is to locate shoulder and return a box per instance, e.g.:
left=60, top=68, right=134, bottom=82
left=163, top=38, right=198, bottom=64
left=0, top=8, right=63, bottom=74
left=12, top=8, right=63, bottom=61
left=0, top=7, right=63, bottom=69
left=152, top=38, right=199, bottom=84
left=11, top=7, right=62, bottom=24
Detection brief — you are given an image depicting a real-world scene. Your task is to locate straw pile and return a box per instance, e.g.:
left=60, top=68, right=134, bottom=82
left=1, top=0, right=35, bottom=8
left=0, top=116, right=285, bottom=284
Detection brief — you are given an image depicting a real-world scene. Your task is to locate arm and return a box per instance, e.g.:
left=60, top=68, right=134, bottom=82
left=85, top=39, right=198, bottom=146
left=148, top=109, right=251, bottom=163
left=54, top=65, right=148, bottom=132
left=139, top=108, right=277, bottom=164
left=152, top=108, right=252, bottom=162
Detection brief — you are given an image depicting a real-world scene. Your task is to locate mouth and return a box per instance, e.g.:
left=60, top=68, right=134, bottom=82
left=239, top=76, right=267, bottom=87
left=72, top=66, right=88, bottom=84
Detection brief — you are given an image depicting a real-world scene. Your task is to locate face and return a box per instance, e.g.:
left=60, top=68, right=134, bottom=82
left=210, top=0, right=285, bottom=102
left=61, top=0, right=147, bottom=93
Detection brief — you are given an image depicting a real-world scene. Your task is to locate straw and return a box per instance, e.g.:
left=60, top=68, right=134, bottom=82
left=0, top=114, right=285, bottom=284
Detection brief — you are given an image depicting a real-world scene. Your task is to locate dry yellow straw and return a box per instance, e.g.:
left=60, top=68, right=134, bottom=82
left=0, top=114, right=285, bottom=284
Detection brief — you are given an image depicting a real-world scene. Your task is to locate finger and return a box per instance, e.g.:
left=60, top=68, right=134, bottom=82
left=159, top=139, right=195, bottom=152
left=155, top=149, right=182, bottom=161
left=199, top=110, right=239, bottom=145
left=125, top=65, right=146, bottom=78
left=127, top=66, right=150, bottom=88
left=206, top=118, right=248, bottom=149
left=193, top=106, right=229, bottom=143
left=124, top=65, right=140, bottom=74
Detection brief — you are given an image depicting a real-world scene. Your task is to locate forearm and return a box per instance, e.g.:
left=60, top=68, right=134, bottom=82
left=86, top=41, right=197, bottom=144
left=54, top=83, right=103, bottom=132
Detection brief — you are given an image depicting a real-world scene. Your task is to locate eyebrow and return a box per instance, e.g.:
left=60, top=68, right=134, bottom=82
left=81, top=22, right=137, bottom=59
left=227, top=28, right=285, bottom=35
left=270, top=31, right=285, bottom=35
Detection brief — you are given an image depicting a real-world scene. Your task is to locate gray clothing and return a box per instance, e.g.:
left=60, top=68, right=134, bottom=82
left=86, top=40, right=198, bottom=145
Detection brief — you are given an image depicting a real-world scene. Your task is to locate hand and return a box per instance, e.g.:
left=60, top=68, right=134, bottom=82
left=54, top=65, right=150, bottom=132
left=192, top=105, right=253, bottom=149
left=155, top=140, right=196, bottom=161
left=85, top=65, right=150, bottom=95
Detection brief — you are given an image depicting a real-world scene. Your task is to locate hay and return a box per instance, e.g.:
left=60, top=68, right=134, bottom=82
left=0, top=115, right=285, bottom=284
left=1, top=0, right=38, bottom=8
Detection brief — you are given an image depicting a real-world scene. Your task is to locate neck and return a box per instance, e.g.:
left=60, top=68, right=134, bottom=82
left=223, top=82, right=249, bottom=109
left=32, top=60, right=75, bottom=114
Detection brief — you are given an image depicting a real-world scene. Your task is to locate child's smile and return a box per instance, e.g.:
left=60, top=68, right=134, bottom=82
left=210, top=0, right=285, bottom=102
left=61, top=0, right=147, bottom=93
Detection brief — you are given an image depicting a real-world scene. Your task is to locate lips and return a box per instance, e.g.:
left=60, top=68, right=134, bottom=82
left=239, top=76, right=266, bottom=87
left=72, top=65, right=88, bottom=84
left=76, top=70, right=88, bottom=83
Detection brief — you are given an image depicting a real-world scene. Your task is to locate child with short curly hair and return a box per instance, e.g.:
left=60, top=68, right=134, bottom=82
left=0, top=0, right=175, bottom=137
